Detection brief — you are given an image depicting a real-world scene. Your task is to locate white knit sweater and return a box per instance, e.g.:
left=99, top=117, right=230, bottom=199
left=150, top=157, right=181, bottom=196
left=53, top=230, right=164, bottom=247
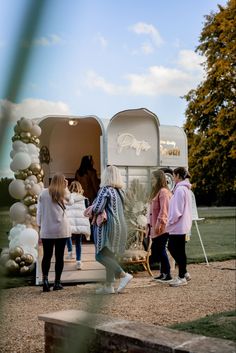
left=66, top=193, right=91, bottom=240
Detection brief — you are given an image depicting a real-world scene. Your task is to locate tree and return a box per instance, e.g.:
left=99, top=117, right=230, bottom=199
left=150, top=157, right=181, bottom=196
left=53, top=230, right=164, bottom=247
left=184, top=0, right=236, bottom=205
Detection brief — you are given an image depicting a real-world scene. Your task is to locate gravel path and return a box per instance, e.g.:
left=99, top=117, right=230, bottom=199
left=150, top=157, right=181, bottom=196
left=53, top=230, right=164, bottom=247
left=0, top=260, right=235, bottom=353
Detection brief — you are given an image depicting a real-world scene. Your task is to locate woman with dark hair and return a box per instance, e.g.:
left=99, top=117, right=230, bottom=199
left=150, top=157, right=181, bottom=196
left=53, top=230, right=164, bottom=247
left=75, top=155, right=100, bottom=204
left=147, top=169, right=172, bottom=282
left=37, top=173, right=71, bottom=292
left=166, top=167, right=192, bottom=287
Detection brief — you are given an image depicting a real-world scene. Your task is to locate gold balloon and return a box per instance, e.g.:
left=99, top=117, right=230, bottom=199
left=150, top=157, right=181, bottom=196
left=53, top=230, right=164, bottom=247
left=20, top=261, right=25, bottom=267
left=20, top=254, right=27, bottom=261
left=37, top=175, right=43, bottom=182
left=5, top=259, right=20, bottom=273
left=30, top=163, right=41, bottom=174
left=23, top=195, right=35, bottom=206
left=9, top=246, right=24, bottom=259
left=15, top=257, right=21, bottom=263
left=20, top=132, right=31, bottom=139
left=24, top=254, right=34, bottom=265
left=12, top=135, right=20, bottom=142
left=28, top=204, right=37, bottom=216
left=20, top=266, right=30, bottom=274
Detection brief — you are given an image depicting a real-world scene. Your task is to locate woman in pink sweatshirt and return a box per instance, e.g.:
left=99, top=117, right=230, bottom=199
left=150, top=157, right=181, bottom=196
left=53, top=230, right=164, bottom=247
left=147, top=170, right=172, bottom=282
left=166, top=167, right=192, bottom=287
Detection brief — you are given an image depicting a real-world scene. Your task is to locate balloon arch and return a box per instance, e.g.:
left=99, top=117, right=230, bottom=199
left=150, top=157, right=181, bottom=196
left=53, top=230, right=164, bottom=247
left=0, top=117, right=44, bottom=275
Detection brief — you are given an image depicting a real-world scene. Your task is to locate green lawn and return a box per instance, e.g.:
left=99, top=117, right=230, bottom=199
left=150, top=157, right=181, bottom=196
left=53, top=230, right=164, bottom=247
left=170, top=310, right=236, bottom=342
left=186, top=217, right=236, bottom=263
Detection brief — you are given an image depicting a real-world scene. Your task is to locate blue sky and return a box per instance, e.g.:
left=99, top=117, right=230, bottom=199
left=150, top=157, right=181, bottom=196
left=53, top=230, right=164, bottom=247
left=0, top=0, right=227, bottom=177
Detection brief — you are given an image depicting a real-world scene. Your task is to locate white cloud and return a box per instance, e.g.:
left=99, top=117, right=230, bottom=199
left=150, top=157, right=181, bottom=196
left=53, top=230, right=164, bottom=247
left=177, top=49, right=205, bottom=71
left=126, top=66, right=198, bottom=96
left=95, top=33, right=108, bottom=48
left=0, top=98, right=71, bottom=123
left=130, top=22, right=163, bottom=47
left=23, top=34, right=65, bottom=47
left=86, top=60, right=203, bottom=98
left=86, top=71, right=123, bottom=94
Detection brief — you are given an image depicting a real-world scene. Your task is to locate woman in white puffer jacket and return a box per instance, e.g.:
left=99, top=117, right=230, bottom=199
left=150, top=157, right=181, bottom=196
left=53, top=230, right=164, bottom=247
left=66, top=181, right=91, bottom=269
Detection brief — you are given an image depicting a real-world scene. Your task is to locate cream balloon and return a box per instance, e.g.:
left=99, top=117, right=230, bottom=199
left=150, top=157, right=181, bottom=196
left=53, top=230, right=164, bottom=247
left=9, top=202, right=28, bottom=223
left=9, top=179, right=27, bottom=200
left=19, top=118, right=33, bottom=132
left=13, top=140, right=28, bottom=152
left=30, top=124, right=41, bottom=137
left=27, top=143, right=38, bottom=155
left=10, top=152, right=31, bottom=172
left=29, top=182, right=42, bottom=196
left=9, top=224, right=26, bottom=239
left=25, top=175, right=38, bottom=184
left=19, top=228, right=38, bottom=247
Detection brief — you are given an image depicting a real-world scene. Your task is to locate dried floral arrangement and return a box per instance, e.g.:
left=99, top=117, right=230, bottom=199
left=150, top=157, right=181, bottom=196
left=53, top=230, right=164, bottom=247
left=124, top=178, right=149, bottom=253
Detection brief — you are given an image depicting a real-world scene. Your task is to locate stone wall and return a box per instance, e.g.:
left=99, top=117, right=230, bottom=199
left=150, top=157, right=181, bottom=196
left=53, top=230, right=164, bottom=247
left=39, top=310, right=235, bottom=353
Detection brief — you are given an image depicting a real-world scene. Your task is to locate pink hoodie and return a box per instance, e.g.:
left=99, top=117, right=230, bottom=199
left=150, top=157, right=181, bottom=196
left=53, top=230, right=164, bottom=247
left=166, top=180, right=192, bottom=235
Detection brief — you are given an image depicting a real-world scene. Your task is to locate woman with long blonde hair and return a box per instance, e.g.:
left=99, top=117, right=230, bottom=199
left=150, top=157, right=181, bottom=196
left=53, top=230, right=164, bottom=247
left=37, top=173, right=71, bottom=292
left=89, top=165, right=133, bottom=294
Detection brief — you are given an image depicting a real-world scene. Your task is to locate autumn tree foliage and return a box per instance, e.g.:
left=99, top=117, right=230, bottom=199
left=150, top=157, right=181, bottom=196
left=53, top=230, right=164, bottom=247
left=184, top=0, right=236, bottom=205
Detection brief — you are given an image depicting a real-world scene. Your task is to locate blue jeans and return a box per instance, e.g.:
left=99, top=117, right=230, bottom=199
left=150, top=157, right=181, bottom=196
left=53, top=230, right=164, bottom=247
left=66, top=235, right=82, bottom=261
left=151, top=233, right=170, bottom=275
left=95, top=247, right=124, bottom=284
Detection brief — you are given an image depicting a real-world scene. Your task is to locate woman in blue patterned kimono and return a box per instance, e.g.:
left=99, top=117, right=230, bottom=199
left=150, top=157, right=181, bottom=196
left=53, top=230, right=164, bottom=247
left=92, top=165, right=133, bottom=294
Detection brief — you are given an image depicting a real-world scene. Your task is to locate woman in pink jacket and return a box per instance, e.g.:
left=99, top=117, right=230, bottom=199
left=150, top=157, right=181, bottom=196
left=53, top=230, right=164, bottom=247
left=147, top=170, right=172, bottom=282
left=166, top=167, right=192, bottom=287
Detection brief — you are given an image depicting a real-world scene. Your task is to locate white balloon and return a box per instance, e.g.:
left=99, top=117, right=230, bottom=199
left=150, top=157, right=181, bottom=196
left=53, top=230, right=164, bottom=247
left=19, top=228, right=38, bottom=247
left=19, top=118, right=33, bottom=132
left=10, top=152, right=31, bottom=171
left=25, top=175, right=38, bottom=183
left=30, top=155, right=40, bottom=164
left=9, top=179, right=27, bottom=199
left=13, top=140, right=27, bottom=152
left=9, top=224, right=26, bottom=239
left=30, top=124, right=41, bottom=137
left=9, top=202, right=28, bottom=223
left=27, top=143, right=38, bottom=155
left=29, top=183, right=42, bottom=196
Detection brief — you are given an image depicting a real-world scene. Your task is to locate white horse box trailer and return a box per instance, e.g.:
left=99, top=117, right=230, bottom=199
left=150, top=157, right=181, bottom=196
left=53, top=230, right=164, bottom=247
left=37, top=108, right=188, bottom=189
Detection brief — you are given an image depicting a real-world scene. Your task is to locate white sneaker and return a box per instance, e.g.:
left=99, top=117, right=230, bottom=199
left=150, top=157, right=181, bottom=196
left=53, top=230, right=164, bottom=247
left=169, top=276, right=188, bottom=287
left=95, top=285, right=115, bottom=295
left=76, top=261, right=82, bottom=270
left=117, top=273, right=133, bottom=293
left=185, top=272, right=191, bottom=281
left=65, top=252, right=73, bottom=260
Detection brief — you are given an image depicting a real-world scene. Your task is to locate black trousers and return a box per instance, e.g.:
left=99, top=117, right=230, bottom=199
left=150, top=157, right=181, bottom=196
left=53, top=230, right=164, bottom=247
left=41, top=238, right=67, bottom=281
left=168, top=234, right=187, bottom=278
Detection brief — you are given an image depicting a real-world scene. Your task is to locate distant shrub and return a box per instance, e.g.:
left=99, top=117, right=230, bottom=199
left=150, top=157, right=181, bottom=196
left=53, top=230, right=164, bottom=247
left=0, top=178, right=15, bottom=207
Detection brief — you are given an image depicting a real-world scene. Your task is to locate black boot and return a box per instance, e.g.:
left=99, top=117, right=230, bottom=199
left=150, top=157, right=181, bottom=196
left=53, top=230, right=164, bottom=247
left=42, top=276, right=50, bottom=292
left=53, top=280, right=63, bottom=291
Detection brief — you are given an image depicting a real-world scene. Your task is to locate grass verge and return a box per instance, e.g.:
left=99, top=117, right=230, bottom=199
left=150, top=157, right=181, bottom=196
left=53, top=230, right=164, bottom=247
left=169, top=310, right=236, bottom=342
